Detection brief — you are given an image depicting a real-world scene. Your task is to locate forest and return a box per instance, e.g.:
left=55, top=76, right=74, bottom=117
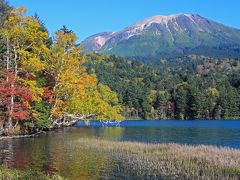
left=0, top=1, right=240, bottom=136
left=86, top=54, right=240, bottom=120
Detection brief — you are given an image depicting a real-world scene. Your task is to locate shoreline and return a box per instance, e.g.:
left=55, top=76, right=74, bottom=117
left=1, top=119, right=240, bottom=140
left=0, top=131, right=45, bottom=140
left=1, top=127, right=239, bottom=150
left=124, top=119, right=240, bottom=121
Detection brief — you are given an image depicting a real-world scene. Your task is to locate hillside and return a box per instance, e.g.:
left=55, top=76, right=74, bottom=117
left=82, top=14, right=240, bottom=59
left=86, top=53, right=240, bottom=120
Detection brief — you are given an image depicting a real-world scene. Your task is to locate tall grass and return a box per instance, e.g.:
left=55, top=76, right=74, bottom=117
left=73, top=138, right=240, bottom=179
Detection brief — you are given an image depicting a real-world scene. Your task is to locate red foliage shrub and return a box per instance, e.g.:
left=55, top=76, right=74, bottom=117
left=0, top=69, right=33, bottom=121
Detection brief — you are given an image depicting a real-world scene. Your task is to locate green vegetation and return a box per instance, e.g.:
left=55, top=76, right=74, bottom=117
left=0, top=166, right=64, bottom=180
left=86, top=53, right=240, bottom=120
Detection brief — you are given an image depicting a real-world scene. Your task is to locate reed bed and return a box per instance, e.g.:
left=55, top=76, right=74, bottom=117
left=73, top=138, right=240, bottom=180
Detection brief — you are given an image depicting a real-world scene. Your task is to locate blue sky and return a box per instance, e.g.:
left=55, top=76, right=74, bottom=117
left=8, top=0, right=240, bottom=41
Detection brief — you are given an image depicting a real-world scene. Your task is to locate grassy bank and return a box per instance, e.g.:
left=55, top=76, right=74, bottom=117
left=72, top=138, right=240, bottom=179
left=0, top=166, right=65, bottom=180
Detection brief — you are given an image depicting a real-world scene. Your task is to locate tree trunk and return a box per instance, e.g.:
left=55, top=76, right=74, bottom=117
left=8, top=47, right=18, bottom=129
left=4, top=37, right=12, bottom=129
left=8, top=93, right=14, bottom=128
left=50, top=113, right=95, bottom=129
left=6, top=37, right=13, bottom=128
left=6, top=37, right=10, bottom=72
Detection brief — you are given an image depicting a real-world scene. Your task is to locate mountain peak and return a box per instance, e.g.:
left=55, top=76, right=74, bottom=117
left=82, top=14, right=240, bottom=57
left=133, top=14, right=202, bottom=28
left=143, top=13, right=198, bottom=21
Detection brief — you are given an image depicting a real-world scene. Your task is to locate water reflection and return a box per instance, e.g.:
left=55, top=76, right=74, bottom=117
left=0, top=130, right=117, bottom=179
left=0, top=120, right=240, bottom=179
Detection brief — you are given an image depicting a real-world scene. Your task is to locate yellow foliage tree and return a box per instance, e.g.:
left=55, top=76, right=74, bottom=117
left=0, top=7, right=50, bottom=127
left=48, top=27, right=123, bottom=124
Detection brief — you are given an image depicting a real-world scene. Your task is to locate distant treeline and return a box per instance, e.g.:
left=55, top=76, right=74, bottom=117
left=86, top=54, right=240, bottom=120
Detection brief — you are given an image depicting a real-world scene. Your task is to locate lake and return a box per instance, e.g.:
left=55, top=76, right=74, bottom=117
left=0, top=120, right=240, bottom=179
left=75, top=120, right=240, bottom=148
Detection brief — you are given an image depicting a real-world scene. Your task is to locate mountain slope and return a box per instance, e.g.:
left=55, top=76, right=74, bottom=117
left=82, top=14, right=240, bottom=58
left=82, top=32, right=116, bottom=52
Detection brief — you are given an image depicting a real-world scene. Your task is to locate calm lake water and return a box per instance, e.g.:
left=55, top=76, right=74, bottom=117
left=0, top=120, right=240, bottom=179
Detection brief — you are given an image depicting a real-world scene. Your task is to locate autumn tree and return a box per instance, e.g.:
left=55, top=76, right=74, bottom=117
left=0, top=7, right=49, bottom=133
left=0, top=71, right=32, bottom=124
left=47, top=27, right=123, bottom=126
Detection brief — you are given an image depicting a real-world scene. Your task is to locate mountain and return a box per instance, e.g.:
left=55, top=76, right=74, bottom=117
left=82, top=32, right=116, bottom=52
left=81, top=14, right=240, bottom=58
